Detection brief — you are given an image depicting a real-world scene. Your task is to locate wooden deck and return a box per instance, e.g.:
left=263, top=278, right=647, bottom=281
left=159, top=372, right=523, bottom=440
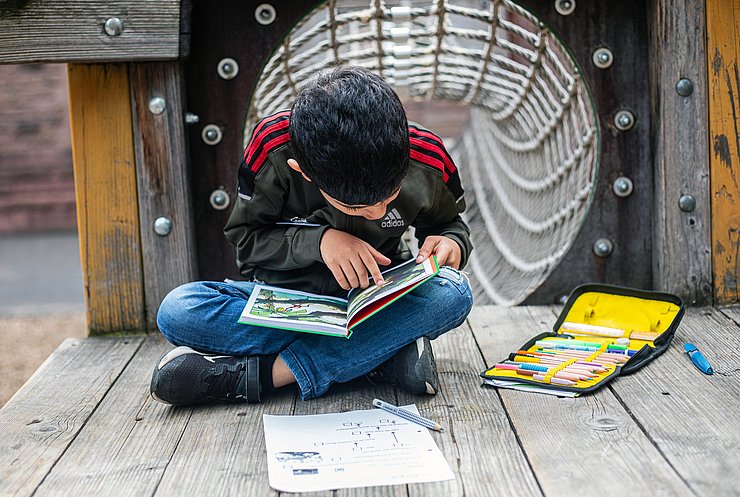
left=1, top=305, right=738, bottom=496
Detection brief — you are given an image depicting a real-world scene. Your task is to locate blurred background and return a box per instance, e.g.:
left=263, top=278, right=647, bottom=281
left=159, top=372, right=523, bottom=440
left=0, top=63, right=86, bottom=407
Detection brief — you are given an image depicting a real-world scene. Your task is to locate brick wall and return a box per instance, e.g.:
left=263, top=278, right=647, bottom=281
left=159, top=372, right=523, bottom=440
left=0, top=64, right=76, bottom=232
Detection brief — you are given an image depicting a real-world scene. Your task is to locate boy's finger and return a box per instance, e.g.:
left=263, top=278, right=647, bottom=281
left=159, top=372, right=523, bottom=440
left=368, top=245, right=392, bottom=266
left=331, top=266, right=350, bottom=290
left=434, top=244, right=450, bottom=266
left=360, top=251, right=385, bottom=286
left=351, top=256, right=370, bottom=288
left=416, top=237, right=439, bottom=262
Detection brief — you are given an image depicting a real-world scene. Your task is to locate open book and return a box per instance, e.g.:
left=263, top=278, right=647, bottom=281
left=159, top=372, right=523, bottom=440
left=238, top=256, right=440, bottom=338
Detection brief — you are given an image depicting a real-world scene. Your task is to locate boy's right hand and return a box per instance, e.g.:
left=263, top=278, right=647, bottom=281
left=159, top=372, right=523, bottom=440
left=320, top=228, right=391, bottom=290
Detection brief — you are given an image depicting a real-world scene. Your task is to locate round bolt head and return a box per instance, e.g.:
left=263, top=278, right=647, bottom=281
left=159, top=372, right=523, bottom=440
left=148, top=97, right=166, bottom=115
left=676, top=78, right=694, bottom=96
left=592, top=47, right=613, bottom=69
left=555, top=0, right=576, bottom=16
left=201, top=124, right=223, bottom=146
left=217, top=58, right=239, bottom=80
left=612, top=176, right=634, bottom=197
left=153, top=217, right=172, bottom=236
left=593, top=238, right=614, bottom=257
left=104, top=17, right=124, bottom=36
left=678, top=194, right=696, bottom=212
left=614, top=110, right=635, bottom=131
left=209, top=189, right=231, bottom=211
left=255, top=3, right=277, bottom=25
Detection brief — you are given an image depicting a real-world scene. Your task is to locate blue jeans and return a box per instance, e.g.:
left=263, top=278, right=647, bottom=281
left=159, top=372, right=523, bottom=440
left=156, top=267, right=473, bottom=400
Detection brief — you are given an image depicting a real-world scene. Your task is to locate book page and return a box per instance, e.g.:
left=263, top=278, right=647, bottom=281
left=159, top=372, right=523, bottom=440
left=239, top=285, right=350, bottom=337
left=346, top=257, right=438, bottom=322
left=263, top=405, right=454, bottom=492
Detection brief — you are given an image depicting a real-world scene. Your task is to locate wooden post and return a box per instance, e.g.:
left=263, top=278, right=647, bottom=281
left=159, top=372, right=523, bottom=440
left=706, top=0, right=740, bottom=305
left=68, top=63, right=146, bottom=335
left=649, top=0, right=713, bottom=305
left=130, top=62, right=197, bottom=330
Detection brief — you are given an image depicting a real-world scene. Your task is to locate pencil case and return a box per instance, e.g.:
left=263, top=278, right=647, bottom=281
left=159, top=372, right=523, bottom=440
left=480, top=284, right=685, bottom=395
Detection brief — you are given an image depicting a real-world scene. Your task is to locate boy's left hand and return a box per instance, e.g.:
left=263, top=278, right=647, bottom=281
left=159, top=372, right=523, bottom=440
left=415, top=235, right=461, bottom=269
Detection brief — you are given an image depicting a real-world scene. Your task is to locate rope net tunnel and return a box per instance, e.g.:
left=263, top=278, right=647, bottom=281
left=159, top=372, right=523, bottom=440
left=247, top=0, right=600, bottom=305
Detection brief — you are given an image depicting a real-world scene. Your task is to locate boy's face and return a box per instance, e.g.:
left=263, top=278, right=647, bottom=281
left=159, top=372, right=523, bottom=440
left=320, top=190, right=400, bottom=221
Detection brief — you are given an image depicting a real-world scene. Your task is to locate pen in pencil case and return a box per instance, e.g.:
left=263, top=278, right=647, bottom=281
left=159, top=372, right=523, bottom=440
left=503, top=361, right=599, bottom=379
left=495, top=363, right=594, bottom=382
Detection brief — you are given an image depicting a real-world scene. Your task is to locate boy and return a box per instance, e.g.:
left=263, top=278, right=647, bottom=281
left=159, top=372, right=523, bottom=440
left=151, top=66, right=473, bottom=405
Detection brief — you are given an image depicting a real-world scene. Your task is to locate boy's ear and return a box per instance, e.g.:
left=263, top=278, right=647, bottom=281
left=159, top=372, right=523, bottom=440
left=287, top=159, right=312, bottom=182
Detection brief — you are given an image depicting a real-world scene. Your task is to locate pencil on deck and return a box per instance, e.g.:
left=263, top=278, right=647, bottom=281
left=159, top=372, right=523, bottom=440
left=372, top=398, right=444, bottom=432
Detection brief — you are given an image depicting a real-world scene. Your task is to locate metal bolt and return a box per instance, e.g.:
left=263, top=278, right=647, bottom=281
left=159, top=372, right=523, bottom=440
left=254, top=3, right=276, bottom=25
left=153, top=217, right=172, bottom=236
left=217, top=58, right=239, bottom=80
left=676, top=78, right=694, bottom=97
left=104, top=17, right=123, bottom=36
left=592, top=47, right=613, bottom=69
left=678, top=194, right=696, bottom=212
left=612, top=176, right=633, bottom=197
left=148, top=97, right=166, bottom=115
left=185, top=112, right=200, bottom=125
left=614, top=110, right=635, bottom=131
left=209, top=188, right=231, bottom=210
left=201, top=124, right=223, bottom=146
left=554, top=0, right=576, bottom=16
left=593, top=238, right=614, bottom=257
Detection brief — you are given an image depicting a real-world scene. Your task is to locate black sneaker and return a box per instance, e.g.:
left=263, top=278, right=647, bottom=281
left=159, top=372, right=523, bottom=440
left=151, top=346, right=261, bottom=405
left=367, top=337, right=439, bottom=395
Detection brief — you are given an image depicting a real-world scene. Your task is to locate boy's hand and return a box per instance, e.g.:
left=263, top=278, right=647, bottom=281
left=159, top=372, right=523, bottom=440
left=320, top=229, right=391, bottom=290
left=416, top=235, right=462, bottom=269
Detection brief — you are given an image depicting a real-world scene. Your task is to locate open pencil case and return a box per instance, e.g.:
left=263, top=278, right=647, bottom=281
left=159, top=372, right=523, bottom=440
left=480, top=284, right=685, bottom=395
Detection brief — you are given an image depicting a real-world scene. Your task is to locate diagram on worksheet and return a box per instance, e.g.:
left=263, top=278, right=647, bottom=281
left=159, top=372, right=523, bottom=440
left=263, top=405, right=454, bottom=492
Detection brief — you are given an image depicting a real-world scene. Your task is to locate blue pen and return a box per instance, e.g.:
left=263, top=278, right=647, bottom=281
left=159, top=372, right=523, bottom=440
left=684, top=343, right=714, bottom=375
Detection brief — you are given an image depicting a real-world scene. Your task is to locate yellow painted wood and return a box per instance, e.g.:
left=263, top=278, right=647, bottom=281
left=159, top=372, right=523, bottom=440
left=707, top=0, right=740, bottom=305
left=68, top=64, right=146, bottom=334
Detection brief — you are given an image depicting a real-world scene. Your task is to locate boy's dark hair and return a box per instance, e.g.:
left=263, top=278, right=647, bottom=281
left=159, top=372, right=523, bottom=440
left=289, top=65, right=410, bottom=206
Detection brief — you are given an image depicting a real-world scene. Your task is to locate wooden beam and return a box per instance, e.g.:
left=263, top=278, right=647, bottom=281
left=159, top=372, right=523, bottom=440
left=0, top=0, right=181, bottom=64
left=649, top=0, right=713, bottom=305
left=130, top=62, right=197, bottom=331
left=707, top=0, right=740, bottom=305
left=68, top=63, right=146, bottom=334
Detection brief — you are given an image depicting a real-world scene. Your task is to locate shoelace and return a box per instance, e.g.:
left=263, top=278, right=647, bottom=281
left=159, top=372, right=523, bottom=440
left=204, top=362, right=246, bottom=401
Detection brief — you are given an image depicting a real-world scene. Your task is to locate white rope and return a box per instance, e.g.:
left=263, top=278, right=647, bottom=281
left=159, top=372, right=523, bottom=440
left=246, top=0, right=599, bottom=305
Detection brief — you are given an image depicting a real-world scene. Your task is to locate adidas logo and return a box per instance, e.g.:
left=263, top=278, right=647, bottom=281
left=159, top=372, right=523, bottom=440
left=381, top=208, right=405, bottom=228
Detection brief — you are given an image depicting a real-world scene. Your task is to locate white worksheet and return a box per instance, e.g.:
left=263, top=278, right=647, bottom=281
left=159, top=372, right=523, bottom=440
left=263, top=405, right=455, bottom=492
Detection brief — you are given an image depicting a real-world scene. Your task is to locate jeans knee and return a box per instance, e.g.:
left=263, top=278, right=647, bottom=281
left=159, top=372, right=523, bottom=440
left=156, top=282, right=198, bottom=340
left=437, top=267, right=474, bottom=327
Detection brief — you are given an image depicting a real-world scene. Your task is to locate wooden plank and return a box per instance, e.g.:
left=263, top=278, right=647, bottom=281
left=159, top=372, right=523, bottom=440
left=719, top=305, right=740, bottom=326
left=0, top=0, right=180, bottom=63
left=468, top=305, right=695, bottom=497
left=707, top=0, right=740, bottom=305
left=604, top=307, right=740, bottom=497
left=399, top=324, right=543, bottom=497
left=0, top=336, right=143, bottom=497
left=648, top=0, right=712, bottom=305
left=31, top=335, right=192, bottom=497
left=68, top=63, right=146, bottom=334
left=130, top=62, right=197, bottom=330
left=153, top=386, right=296, bottom=496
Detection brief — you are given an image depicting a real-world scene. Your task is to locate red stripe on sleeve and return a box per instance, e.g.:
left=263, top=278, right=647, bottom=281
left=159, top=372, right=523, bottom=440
left=246, top=110, right=291, bottom=149
left=250, top=133, right=292, bottom=172
left=410, top=148, right=450, bottom=182
left=408, top=130, right=457, bottom=175
left=245, top=118, right=291, bottom=167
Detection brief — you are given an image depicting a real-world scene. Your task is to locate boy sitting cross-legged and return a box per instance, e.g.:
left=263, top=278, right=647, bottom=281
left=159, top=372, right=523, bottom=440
left=150, top=65, right=474, bottom=405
